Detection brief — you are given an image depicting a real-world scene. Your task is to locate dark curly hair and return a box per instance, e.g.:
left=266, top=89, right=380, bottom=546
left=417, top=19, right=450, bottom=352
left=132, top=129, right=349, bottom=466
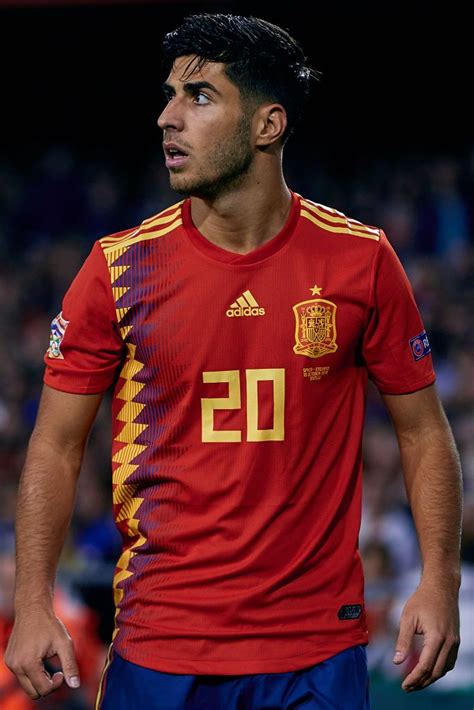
left=162, top=13, right=320, bottom=144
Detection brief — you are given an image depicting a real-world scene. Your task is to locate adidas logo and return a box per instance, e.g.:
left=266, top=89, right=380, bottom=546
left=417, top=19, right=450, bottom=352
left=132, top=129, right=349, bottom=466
left=226, top=290, right=265, bottom=317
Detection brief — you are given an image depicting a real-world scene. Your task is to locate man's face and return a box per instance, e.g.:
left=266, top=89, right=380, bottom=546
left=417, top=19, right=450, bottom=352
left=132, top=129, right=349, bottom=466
left=158, top=55, right=255, bottom=198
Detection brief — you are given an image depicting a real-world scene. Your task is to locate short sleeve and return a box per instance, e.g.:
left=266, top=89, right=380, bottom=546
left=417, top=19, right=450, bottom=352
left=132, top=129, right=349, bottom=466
left=43, top=241, right=125, bottom=394
left=361, top=230, right=436, bottom=394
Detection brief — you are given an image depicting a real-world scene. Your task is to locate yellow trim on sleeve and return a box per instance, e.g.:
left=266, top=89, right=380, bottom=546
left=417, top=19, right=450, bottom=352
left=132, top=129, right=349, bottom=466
left=301, top=208, right=380, bottom=241
left=102, top=217, right=182, bottom=254
left=301, top=199, right=380, bottom=240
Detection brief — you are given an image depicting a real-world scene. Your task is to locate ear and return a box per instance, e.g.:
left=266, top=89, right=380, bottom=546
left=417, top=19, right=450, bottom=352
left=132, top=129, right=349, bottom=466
left=255, top=103, right=287, bottom=147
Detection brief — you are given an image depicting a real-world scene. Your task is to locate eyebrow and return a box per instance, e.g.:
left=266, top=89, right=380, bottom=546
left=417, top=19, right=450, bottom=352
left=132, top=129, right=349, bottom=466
left=162, top=80, right=222, bottom=97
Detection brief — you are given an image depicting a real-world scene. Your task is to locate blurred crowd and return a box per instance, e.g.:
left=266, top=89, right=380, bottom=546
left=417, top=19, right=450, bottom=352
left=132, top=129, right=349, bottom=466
left=0, top=144, right=473, bottom=706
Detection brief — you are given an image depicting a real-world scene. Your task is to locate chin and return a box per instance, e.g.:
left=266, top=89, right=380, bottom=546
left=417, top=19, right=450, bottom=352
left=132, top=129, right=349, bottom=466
left=170, top=176, right=220, bottom=199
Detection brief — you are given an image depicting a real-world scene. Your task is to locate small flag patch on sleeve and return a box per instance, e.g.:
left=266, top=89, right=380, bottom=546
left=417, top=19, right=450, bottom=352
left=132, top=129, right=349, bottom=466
left=46, top=311, right=69, bottom=359
left=409, top=330, right=431, bottom=361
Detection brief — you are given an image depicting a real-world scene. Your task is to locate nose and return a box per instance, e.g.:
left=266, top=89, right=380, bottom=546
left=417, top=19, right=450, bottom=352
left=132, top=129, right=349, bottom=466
left=157, top=97, right=184, bottom=132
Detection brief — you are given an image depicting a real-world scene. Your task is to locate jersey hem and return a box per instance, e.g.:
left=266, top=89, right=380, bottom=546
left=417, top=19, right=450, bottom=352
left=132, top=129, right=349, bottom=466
left=43, top=373, right=112, bottom=395
left=373, top=372, right=436, bottom=395
left=112, top=633, right=369, bottom=675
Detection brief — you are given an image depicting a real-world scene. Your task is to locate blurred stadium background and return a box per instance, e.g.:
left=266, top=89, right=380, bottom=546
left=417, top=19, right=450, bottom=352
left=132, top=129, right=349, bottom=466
left=0, top=1, right=472, bottom=707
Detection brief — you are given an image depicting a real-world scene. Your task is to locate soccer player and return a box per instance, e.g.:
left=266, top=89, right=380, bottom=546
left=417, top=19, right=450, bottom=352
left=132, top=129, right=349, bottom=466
left=5, top=13, right=462, bottom=710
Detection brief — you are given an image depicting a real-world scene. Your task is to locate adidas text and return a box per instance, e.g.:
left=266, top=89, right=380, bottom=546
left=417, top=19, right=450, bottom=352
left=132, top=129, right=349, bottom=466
left=226, top=306, right=265, bottom=317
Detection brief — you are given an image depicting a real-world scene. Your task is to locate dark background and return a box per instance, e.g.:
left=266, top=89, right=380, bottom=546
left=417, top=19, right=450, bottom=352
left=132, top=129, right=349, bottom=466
left=0, top=1, right=471, bottom=172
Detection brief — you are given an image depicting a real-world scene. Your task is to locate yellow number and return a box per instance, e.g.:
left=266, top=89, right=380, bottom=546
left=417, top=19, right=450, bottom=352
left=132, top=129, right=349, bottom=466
left=201, top=370, right=241, bottom=442
left=201, top=368, right=285, bottom=442
left=246, top=368, right=285, bottom=441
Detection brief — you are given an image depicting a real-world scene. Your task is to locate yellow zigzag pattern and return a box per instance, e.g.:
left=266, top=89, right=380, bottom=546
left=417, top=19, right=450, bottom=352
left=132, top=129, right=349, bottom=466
left=101, top=244, right=149, bottom=639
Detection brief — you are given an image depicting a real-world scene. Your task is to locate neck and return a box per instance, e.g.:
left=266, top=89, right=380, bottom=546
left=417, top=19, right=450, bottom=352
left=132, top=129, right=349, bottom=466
left=189, top=163, right=292, bottom=255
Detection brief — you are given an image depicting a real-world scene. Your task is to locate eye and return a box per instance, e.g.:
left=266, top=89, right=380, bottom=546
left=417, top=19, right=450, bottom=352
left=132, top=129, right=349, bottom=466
left=194, top=91, right=210, bottom=105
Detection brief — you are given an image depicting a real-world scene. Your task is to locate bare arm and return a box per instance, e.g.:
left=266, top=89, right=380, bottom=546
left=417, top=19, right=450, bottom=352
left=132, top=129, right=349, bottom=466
left=382, top=383, right=462, bottom=692
left=5, top=384, right=104, bottom=700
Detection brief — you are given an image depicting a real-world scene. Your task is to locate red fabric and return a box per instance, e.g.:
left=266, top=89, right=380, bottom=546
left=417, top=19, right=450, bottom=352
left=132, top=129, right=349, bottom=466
left=362, top=231, right=434, bottom=393
left=44, top=192, right=435, bottom=674
left=43, top=237, right=125, bottom=393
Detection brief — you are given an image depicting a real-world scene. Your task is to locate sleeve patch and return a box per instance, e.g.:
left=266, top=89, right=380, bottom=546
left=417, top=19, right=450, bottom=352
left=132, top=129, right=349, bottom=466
left=409, top=330, right=431, bottom=361
left=46, top=311, right=69, bottom=360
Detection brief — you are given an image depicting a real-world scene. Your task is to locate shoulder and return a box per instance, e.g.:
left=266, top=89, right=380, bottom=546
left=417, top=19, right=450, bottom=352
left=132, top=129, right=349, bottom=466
left=97, top=199, right=185, bottom=256
left=298, top=194, right=382, bottom=245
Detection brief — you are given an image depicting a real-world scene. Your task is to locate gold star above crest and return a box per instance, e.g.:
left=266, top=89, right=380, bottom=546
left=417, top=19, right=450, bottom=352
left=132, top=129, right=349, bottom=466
left=310, top=284, right=322, bottom=295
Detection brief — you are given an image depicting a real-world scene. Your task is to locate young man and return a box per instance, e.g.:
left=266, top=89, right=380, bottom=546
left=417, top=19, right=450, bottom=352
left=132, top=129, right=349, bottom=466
left=5, top=13, right=462, bottom=710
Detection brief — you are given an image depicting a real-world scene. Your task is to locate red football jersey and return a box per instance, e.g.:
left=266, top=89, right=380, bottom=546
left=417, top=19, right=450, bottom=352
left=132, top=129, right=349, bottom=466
left=44, top=191, right=435, bottom=674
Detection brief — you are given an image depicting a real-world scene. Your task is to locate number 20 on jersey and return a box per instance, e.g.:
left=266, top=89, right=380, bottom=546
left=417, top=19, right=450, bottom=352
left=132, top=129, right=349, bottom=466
left=201, top=369, right=285, bottom=443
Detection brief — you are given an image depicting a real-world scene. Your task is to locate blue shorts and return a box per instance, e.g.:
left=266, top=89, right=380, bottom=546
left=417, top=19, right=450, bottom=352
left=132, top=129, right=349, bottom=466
left=97, top=644, right=370, bottom=709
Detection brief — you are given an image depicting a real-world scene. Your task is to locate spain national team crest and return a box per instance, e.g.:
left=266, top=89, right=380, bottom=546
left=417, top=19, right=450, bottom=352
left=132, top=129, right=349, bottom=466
left=46, top=311, right=69, bottom=359
left=293, top=299, right=338, bottom=359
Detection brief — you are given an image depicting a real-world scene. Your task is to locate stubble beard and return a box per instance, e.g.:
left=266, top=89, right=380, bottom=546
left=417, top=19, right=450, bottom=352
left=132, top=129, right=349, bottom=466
left=169, top=112, right=254, bottom=199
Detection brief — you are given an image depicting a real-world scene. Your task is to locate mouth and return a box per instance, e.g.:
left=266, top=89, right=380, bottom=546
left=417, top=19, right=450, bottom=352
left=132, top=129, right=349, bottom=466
left=163, top=143, right=190, bottom=169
